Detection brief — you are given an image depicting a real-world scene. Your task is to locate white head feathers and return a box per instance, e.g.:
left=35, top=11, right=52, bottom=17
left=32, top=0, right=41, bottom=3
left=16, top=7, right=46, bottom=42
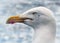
left=6, top=6, right=56, bottom=43
left=22, top=7, right=56, bottom=43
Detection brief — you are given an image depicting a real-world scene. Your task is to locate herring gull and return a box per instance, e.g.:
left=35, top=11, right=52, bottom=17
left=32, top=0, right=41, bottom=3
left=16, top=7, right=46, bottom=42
left=6, top=7, right=56, bottom=43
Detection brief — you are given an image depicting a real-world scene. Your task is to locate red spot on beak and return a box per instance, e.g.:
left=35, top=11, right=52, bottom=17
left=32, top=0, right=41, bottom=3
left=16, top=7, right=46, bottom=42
left=9, top=20, right=15, bottom=24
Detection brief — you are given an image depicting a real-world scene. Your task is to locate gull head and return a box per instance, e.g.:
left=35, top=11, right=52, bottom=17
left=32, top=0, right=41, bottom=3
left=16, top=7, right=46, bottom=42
left=6, top=7, right=55, bottom=28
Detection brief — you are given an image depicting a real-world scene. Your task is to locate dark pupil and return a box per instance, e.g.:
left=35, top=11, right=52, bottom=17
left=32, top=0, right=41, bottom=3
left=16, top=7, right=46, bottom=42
left=32, top=12, right=37, bottom=14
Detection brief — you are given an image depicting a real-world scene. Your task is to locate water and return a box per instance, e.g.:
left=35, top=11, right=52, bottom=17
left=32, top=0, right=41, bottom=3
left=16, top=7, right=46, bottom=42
left=0, top=23, right=34, bottom=43
left=0, top=0, right=60, bottom=43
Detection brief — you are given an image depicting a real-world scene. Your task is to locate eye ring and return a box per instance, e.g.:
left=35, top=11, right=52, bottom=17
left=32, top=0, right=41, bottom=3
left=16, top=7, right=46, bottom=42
left=32, top=12, right=37, bottom=15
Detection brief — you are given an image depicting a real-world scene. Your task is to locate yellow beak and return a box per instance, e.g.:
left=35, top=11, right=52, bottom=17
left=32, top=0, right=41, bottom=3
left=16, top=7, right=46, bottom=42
left=6, top=15, right=32, bottom=24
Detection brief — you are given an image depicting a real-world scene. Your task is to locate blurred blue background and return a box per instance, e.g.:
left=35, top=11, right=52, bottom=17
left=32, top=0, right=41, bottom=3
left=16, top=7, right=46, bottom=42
left=0, top=0, right=60, bottom=43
